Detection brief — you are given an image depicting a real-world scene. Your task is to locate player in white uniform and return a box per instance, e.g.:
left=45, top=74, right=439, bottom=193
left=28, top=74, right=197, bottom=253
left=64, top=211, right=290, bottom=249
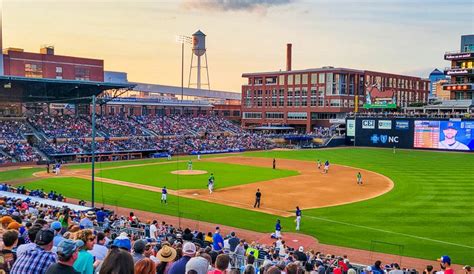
left=161, top=186, right=167, bottom=204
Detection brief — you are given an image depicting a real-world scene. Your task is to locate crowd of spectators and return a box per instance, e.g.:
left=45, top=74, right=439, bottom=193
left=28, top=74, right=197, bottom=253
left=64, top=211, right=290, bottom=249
left=0, top=120, right=29, bottom=141
left=135, top=115, right=191, bottom=136
left=29, top=114, right=93, bottom=139
left=347, top=111, right=472, bottom=119
left=96, top=115, right=150, bottom=137
left=2, top=142, right=41, bottom=162
left=0, top=184, right=460, bottom=274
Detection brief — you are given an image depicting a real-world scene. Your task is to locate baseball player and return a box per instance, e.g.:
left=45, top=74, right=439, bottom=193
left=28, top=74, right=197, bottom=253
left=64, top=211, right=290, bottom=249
left=317, top=159, right=321, bottom=170
left=187, top=160, right=193, bottom=171
left=323, top=160, right=330, bottom=174
left=167, top=153, right=172, bottom=161
left=357, top=172, right=362, bottom=185
left=254, top=189, right=261, bottom=208
left=208, top=173, right=215, bottom=194
left=161, top=186, right=167, bottom=204
left=55, top=162, right=61, bottom=175
left=275, top=219, right=282, bottom=238
left=197, top=153, right=201, bottom=160
left=295, top=206, right=302, bottom=230
left=273, top=158, right=276, bottom=169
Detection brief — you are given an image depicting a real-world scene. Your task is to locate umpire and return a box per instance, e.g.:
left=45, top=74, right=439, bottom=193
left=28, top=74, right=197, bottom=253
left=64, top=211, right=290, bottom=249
left=254, top=189, right=262, bottom=208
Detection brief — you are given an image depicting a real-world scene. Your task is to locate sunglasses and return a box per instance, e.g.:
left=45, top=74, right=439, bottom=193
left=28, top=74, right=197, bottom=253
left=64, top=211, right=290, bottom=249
left=87, top=237, right=96, bottom=242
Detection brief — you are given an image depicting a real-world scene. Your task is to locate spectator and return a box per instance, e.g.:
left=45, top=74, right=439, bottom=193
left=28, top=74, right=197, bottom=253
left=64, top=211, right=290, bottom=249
left=228, top=232, right=239, bottom=252
left=112, top=232, right=131, bottom=251
left=423, top=265, right=434, bottom=274
left=79, top=212, right=95, bottom=229
left=155, top=245, right=177, bottom=274
left=168, top=242, right=196, bottom=274
left=212, top=227, right=224, bottom=252
left=89, top=232, right=108, bottom=261
left=134, top=258, right=155, bottom=274
left=150, top=220, right=158, bottom=240
left=0, top=230, right=19, bottom=273
left=234, top=240, right=245, bottom=256
left=185, top=256, right=210, bottom=274
left=371, top=261, right=384, bottom=274
left=208, top=254, right=230, bottom=274
left=11, top=228, right=57, bottom=274
left=45, top=239, right=82, bottom=274
left=438, top=256, right=453, bottom=274
left=99, top=247, right=134, bottom=274
left=132, top=239, right=147, bottom=263
left=16, top=224, right=41, bottom=258
left=51, top=221, right=64, bottom=247
left=389, top=263, right=404, bottom=274
left=73, top=229, right=95, bottom=274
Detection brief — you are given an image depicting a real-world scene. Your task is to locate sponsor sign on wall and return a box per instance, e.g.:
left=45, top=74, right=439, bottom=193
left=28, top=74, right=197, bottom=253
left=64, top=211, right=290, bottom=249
left=395, top=120, right=409, bottom=130
left=346, top=120, right=355, bottom=137
left=378, top=120, right=392, bottom=130
left=362, top=120, right=375, bottom=129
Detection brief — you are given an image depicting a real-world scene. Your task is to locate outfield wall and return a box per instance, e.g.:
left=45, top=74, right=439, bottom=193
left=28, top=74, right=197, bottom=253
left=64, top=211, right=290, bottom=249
left=346, top=117, right=474, bottom=152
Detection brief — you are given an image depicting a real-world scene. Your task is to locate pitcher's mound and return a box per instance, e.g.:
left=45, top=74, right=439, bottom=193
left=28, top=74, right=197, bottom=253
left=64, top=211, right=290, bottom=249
left=171, top=170, right=208, bottom=175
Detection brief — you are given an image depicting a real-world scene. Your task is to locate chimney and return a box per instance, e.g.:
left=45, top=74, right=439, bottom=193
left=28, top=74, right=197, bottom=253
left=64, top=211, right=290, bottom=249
left=286, top=43, right=292, bottom=71
left=40, top=45, right=54, bottom=55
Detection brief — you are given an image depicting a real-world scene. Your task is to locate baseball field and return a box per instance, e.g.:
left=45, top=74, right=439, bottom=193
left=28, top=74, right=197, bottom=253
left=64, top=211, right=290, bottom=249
left=3, top=147, right=473, bottom=264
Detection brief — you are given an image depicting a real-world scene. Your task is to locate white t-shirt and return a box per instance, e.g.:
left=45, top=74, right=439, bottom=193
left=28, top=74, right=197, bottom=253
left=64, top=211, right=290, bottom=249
left=150, top=224, right=158, bottom=239
left=439, top=140, right=469, bottom=150
left=89, top=244, right=109, bottom=260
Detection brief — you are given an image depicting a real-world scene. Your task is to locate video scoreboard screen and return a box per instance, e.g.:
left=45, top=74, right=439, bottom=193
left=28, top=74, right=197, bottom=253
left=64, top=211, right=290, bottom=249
left=414, top=120, right=474, bottom=151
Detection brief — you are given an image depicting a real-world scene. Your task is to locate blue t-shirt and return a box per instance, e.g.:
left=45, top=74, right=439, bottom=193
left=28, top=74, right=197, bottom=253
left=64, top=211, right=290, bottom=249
left=296, top=209, right=301, bottom=217
left=275, top=222, right=281, bottom=231
left=212, top=232, right=224, bottom=251
left=96, top=210, right=107, bottom=223
left=162, top=188, right=167, bottom=194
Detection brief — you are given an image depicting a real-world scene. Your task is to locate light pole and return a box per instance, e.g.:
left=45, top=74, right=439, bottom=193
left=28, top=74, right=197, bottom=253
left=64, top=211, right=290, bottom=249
left=175, top=35, right=192, bottom=104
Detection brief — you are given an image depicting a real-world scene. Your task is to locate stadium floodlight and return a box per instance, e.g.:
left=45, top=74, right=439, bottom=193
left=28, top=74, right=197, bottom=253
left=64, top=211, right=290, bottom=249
left=175, top=35, right=192, bottom=104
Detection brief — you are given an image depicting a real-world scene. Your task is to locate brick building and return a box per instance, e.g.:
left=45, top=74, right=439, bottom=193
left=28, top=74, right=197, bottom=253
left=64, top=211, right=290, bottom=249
left=3, top=46, right=104, bottom=81
left=241, top=44, right=429, bottom=132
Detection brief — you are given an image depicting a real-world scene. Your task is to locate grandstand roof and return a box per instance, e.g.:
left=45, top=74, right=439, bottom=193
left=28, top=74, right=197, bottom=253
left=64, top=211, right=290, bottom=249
left=132, top=82, right=241, bottom=100
left=0, top=76, right=133, bottom=103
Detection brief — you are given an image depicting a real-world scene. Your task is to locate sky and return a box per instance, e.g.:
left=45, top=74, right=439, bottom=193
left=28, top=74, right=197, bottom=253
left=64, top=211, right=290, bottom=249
left=2, top=0, right=473, bottom=92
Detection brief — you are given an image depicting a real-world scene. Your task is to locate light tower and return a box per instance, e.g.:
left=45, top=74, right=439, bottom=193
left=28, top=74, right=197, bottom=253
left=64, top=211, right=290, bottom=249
left=188, top=30, right=210, bottom=90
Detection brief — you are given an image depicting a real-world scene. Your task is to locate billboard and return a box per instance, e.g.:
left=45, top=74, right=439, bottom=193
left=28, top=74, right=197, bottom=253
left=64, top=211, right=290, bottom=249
left=414, top=120, right=474, bottom=151
left=347, top=119, right=355, bottom=136
left=363, top=84, right=397, bottom=109
left=351, top=118, right=414, bottom=148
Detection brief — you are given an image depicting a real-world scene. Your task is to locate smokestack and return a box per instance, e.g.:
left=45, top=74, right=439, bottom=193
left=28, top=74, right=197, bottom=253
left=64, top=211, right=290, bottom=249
left=286, top=43, right=292, bottom=71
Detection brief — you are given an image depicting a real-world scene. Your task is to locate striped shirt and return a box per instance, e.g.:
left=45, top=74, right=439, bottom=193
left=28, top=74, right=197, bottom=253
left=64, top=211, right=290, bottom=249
left=11, top=246, right=57, bottom=274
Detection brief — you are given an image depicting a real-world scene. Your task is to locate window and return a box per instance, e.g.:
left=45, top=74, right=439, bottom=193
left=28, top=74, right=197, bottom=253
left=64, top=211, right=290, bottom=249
left=287, top=112, right=307, bottom=120
left=302, top=74, right=308, bottom=85
left=272, top=97, right=277, bottom=107
left=311, top=73, right=317, bottom=85
left=254, top=77, right=263, bottom=85
left=75, top=67, right=90, bottom=81
left=310, top=97, right=317, bottom=106
left=319, top=73, right=325, bottom=84
left=266, top=77, right=277, bottom=85
left=330, top=99, right=341, bottom=107
left=243, top=112, right=262, bottom=119
left=232, top=111, right=240, bottom=117
left=288, top=74, right=294, bottom=85
left=265, top=112, right=284, bottom=119
left=311, top=89, right=317, bottom=96
left=279, top=75, right=285, bottom=85
left=25, top=63, right=43, bottom=78
left=295, top=74, right=301, bottom=85
left=318, top=98, right=324, bottom=106
left=279, top=89, right=285, bottom=96
left=279, top=98, right=285, bottom=107
left=56, top=66, right=63, bottom=79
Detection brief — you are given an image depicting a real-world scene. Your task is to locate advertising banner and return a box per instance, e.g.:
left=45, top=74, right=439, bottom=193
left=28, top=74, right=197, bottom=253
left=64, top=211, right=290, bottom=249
left=347, top=120, right=355, bottom=137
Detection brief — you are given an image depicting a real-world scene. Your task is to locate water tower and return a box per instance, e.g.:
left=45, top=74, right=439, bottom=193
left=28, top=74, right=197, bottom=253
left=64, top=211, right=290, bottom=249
left=188, top=30, right=210, bottom=90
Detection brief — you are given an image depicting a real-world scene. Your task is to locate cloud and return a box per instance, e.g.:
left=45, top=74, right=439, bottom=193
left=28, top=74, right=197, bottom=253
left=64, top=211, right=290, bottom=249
left=182, top=0, right=294, bottom=13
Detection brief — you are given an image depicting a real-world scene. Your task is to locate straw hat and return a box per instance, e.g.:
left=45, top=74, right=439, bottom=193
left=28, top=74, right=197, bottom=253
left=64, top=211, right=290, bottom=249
left=156, top=245, right=177, bottom=262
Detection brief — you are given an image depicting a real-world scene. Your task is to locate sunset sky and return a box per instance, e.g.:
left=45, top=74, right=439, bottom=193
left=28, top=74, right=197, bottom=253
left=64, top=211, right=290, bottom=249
left=2, top=0, right=473, bottom=92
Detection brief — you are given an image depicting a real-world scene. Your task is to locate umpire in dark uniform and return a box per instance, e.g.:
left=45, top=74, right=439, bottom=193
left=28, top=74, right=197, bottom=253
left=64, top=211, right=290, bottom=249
left=254, top=189, right=262, bottom=208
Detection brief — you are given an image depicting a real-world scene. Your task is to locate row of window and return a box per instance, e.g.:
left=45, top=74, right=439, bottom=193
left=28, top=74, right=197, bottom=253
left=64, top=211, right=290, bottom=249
left=243, top=112, right=308, bottom=120
left=248, top=73, right=429, bottom=91
left=24, top=63, right=91, bottom=81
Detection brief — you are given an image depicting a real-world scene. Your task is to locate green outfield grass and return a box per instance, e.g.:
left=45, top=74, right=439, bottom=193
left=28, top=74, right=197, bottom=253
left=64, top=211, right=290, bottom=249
left=15, top=148, right=474, bottom=264
left=94, top=161, right=298, bottom=189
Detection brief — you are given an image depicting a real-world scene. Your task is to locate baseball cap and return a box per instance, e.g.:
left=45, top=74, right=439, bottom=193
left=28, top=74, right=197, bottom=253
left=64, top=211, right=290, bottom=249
left=51, top=221, right=62, bottom=230
left=186, top=256, right=210, bottom=274
left=0, top=216, right=13, bottom=225
left=7, top=221, right=21, bottom=230
left=57, top=239, right=84, bottom=256
left=298, top=246, right=304, bottom=252
left=463, top=265, right=471, bottom=271
left=446, top=122, right=456, bottom=129
left=133, top=239, right=147, bottom=253
left=183, top=242, right=196, bottom=257
left=112, top=233, right=131, bottom=251
left=437, top=255, right=451, bottom=264
left=35, top=228, right=55, bottom=245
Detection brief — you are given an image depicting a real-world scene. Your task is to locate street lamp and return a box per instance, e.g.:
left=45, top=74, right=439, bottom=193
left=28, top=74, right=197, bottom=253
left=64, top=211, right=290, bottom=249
left=175, top=35, right=192, bottom=104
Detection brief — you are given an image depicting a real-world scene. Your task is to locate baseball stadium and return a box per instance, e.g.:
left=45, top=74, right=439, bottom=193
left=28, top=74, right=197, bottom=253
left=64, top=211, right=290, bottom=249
left=0, top=3, right=473, bottom=274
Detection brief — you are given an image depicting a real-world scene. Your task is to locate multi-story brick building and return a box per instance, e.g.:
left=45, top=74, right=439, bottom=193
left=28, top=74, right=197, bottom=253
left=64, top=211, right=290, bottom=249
left=442, top=34, right=474, bottom=100
left=241, top=44, right=429, bottom=132
left=3, top=46, right=104, bottom=81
